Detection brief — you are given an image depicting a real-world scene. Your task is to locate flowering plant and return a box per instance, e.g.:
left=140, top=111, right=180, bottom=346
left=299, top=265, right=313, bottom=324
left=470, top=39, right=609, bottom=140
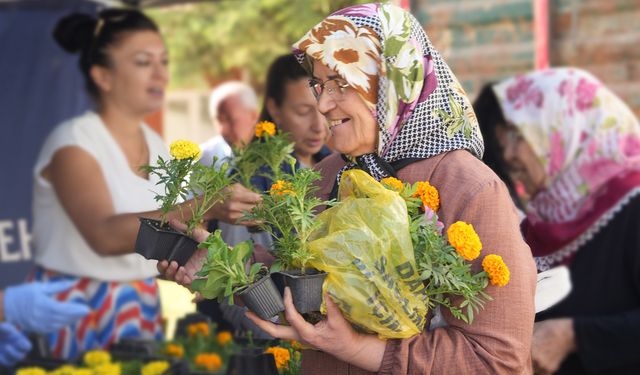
left=190, top=230, right=265, bottom=304
left=380, top=176, right=510, bottom=323
left=143, top=140, right=232, bottom=234
left=232, top=121, right=296, bottom=190
left=243, top=166, right=333, bottom=273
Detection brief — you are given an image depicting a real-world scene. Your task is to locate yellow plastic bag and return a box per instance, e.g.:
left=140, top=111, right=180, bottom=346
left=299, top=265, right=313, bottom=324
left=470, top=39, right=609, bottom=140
left=308, top=170, right=427, bottom=339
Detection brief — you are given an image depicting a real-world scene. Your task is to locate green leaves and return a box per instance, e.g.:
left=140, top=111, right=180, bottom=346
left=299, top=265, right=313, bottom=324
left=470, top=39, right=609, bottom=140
left=192, top=231, right=264, bottom=304
left=243, top=166, right=334, bottom=273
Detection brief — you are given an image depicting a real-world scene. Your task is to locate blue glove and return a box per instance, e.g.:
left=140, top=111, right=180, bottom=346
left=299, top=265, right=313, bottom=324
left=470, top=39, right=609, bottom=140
left=4, top=280, right=91, bottom=334
left=0, top=322, right=31, bottom=367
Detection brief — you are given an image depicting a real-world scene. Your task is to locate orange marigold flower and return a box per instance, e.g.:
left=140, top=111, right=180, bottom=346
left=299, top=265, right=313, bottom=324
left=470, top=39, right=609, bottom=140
left=269, top=180, right=294, bottom=196
left=482, top=254, right=510, bottom=286
left=187, top=322, right=210, bottom=337
left=380, top=177, right=404, bottom=192
left=165, top=343, right=184, bottom=358
left=413, top=181, right=440, bottom=212
left=195, top=353, right=223, bottom=372
left=447, top=221, right=482, bottom=261
left=255, top=121, right=276, bottom=137
left=289, top=339, right=305, bottom=350
left=216, top=331, right=233, bottom=346
left=265, top=347, right=291, bottom=370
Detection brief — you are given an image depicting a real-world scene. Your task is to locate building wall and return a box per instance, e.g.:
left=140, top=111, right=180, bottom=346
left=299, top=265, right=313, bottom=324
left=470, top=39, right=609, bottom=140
left=413, top=0, right=640, bottom=116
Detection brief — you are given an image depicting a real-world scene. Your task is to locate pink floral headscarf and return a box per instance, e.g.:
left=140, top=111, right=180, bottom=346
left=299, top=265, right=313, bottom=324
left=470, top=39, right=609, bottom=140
left=493, top=67, right=640, bottom=270
left=293, top=3, right=483, bottom=182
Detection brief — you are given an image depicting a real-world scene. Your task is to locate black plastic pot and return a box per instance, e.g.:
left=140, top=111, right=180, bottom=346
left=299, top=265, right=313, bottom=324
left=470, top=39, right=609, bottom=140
left=278, top=269, right=327, bottom=314
left=135, top=218, right=198, bottom=266
left=225, top=348, right=278, bottom=375
left=237, top=275, right=285, bottom=320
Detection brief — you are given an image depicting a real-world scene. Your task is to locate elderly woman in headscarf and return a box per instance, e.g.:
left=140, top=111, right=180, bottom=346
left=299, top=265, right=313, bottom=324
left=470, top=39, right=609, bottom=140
left=474, top=68, right=640, bottom=375
left=240, top=3, right=536, bottom=374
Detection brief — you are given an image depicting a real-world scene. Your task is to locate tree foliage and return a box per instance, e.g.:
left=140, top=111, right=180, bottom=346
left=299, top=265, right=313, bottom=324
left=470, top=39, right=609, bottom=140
left=149, top=0, right=370, bottom=89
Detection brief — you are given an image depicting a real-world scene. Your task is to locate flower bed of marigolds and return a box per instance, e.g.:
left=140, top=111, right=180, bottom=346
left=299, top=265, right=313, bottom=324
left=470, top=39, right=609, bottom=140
left=15, top=321, right=301, bottom=375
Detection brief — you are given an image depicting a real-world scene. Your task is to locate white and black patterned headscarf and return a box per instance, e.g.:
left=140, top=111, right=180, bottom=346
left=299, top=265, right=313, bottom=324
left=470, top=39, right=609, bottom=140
left=293, top=2, right=483, bottom=183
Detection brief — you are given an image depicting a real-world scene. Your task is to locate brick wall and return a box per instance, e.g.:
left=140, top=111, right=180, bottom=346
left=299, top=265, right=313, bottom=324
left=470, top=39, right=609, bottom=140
left=412, top=0, right=640, bottom=116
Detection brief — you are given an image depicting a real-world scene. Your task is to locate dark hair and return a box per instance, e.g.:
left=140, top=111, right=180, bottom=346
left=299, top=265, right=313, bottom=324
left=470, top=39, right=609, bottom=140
left=473, top=83, right=524, bottom=209
left=53, top=9, right=159, bottom=100
left=259, top=54, right=310, bottom=122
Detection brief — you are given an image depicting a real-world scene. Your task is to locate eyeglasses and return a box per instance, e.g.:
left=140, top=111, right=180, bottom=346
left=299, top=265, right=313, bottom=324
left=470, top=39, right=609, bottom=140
left=309, top=78, right=349, bottom=101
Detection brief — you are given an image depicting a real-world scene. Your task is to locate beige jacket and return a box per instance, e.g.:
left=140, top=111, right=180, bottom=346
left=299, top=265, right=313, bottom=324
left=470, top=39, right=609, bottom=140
left=302, top=150, right=536, bottom=374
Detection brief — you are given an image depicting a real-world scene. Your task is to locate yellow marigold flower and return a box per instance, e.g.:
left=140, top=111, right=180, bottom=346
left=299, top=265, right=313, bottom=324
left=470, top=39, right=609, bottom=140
left=141, top=361, right=170, bottom=375
left=255, top=121, right=277, bottom=137
left=195, top=353, right=223, bottom=372
left=265, top=346, right=291, bottom=370
left=70, top=370, right=92, bottom=375
left=170, top=140, right=202, bottom=160
left=482, top=254, right=511, bottom=286
left=165, top=343, right=184, bottom=358
left=413, top=181, right=440, bottom=212
left=83, top=350, right=111, bottom=367
left=447, top=221, right=482, bottom=261
left=94, top=363, right=121, bottom=375
left=217, top=331, right=233, bottom=346
left=16, top=368, right=46, bottom=375
left=381, top=177, right=404, bottom=192
left=269, top=180, right=294, bottom=196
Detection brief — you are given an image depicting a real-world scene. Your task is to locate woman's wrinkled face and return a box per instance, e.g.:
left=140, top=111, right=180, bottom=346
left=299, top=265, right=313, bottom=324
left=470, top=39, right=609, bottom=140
left=495, top=125, right=548, bottom=197
left=94, top=31, right=169, bottom=115
left=268, top=78, right=327, bottom=159
left=312, top=60, right=378, bottom=157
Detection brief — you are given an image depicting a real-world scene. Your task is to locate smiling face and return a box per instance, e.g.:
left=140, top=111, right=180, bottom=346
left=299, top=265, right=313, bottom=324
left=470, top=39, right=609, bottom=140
left=267, top=78, right=327, bottom=161
left=311, top=59, right=378, bottom=157
left=495, top=125, right=548, bottom=197
left=91, top=31, right=169, bottom=116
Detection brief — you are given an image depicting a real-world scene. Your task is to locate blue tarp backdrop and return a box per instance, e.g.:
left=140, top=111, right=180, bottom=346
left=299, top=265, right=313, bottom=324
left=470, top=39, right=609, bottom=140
left=0, top=1, right=99, bottom=287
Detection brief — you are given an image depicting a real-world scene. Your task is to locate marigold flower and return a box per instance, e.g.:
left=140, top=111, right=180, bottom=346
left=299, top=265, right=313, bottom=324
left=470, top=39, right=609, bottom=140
left=16, top=368, right=46, bottom=375
left=70, top=370, right=92, bottom=375
left=447, top=221, right=482, bottom=261
left=94, top=363, right=121, bottom=375
left=141, top=361, right=170, bottom=375
left=482, top=254, right=511, bottom=286
left=187, top=322, right=210, bottom=337
left=47, top=365, right=77, bottom=375
left=270, top=180, right=294, bottom=196
left=289, top=339, right=305, bottom=350
left=413, top=181, right=440, bottom=212
left=217, top=331, right=233, bottom=346
left=195, top=353, right=223, bottom=372
left=170, top=140, right=202, bottom=160
left=381, top=177, right=404, bottom=192
left=83, top=350, right=111, bottom=367
left=265, top=346, right=291, bottom=370
left=165, top=343, right=184, bottom=358
left=255, top=121, right=277, bottom=137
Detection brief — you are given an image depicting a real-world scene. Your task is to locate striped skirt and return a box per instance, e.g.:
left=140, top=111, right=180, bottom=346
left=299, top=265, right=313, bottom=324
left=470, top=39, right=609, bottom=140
left=32, top=267, right=163, bottom=360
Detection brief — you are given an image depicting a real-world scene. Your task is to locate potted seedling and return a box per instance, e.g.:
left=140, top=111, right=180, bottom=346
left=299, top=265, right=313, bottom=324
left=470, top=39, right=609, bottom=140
left=135, top=140, right=231, bottom=266
left=244, top=165, right=333, bottom=314
left=191, top=230, right=284, bottom=320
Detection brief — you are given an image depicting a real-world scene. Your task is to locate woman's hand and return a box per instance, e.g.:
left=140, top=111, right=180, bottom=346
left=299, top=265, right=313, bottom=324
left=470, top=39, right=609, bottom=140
left=245, top=287, right=386, bottom=372
left=156, top=219, right=210, bottom=288
left=208, top=183, right=261, bottom=224
left=532, top=318, right=575, bottom=375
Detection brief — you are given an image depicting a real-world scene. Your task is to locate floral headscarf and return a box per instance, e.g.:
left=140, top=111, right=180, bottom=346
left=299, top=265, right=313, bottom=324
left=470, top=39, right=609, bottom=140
left=493, top=67, right=640, bottom=270
left=292, top=2, right=483, bottom=181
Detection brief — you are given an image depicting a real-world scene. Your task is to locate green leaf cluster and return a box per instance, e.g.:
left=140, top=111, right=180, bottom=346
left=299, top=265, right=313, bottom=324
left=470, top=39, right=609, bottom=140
left=145, top=155, right=233, bottom=234
left=191, top=230, right=264, bottom=304
left=243, top=167, right=333, bottom=273
left=232, top=131, right=296, bottom=190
